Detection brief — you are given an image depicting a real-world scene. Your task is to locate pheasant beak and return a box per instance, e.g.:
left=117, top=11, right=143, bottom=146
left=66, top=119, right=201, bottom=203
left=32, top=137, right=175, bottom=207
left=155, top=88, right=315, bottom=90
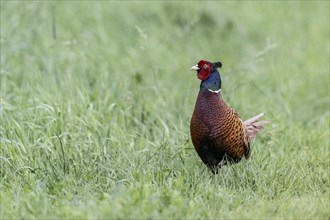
left=190, top=65, right=199, bottom=71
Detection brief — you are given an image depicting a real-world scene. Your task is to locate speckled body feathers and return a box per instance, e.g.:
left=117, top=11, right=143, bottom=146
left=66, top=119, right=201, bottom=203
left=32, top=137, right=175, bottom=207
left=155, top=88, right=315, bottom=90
left=190, top=89, right=247, bottom=169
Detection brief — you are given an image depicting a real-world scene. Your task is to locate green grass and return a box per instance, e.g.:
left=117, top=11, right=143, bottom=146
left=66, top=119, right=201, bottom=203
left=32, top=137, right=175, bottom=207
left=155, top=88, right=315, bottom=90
left=1, top=1, right=329, bottom=219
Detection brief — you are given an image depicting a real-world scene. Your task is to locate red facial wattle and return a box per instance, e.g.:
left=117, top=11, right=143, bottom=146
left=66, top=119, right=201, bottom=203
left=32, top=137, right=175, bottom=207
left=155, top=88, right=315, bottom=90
left=197, top=68, right=211, bottom=80
left=197, top=60, right=214, bottom=81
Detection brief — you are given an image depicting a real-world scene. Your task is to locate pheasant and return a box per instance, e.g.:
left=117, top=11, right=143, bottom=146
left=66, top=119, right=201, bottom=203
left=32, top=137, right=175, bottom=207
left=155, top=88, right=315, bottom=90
left=190, top=60, right=270, bottom=173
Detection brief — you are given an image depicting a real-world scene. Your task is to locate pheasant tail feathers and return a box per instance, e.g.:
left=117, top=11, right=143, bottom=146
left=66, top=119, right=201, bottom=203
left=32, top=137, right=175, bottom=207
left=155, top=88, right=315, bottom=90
left=244, top=113, right=271, bottom=142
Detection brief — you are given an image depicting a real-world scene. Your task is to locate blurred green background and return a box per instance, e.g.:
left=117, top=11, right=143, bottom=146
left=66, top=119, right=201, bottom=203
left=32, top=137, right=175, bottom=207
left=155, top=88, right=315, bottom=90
left=1, top=1, right=329, bottom=219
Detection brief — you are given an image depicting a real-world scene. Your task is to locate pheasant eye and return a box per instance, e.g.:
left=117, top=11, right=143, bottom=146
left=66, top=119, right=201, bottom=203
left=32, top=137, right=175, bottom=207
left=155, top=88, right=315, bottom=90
left=203, top=64, right=208, bottom=69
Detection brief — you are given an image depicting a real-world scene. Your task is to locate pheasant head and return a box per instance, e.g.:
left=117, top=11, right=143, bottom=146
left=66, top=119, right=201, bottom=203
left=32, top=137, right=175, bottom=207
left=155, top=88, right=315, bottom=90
left=191, top=60, right=223, bottom=93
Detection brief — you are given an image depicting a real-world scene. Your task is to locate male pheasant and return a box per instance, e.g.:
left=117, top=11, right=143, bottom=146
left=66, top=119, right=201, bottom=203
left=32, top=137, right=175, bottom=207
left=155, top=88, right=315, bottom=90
left=190, top=60, right=270, bottom=173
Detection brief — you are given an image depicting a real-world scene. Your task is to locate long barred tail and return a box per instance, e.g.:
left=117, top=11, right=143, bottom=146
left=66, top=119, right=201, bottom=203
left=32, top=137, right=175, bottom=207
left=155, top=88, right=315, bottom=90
left=244, top=113, right=271, bottom=142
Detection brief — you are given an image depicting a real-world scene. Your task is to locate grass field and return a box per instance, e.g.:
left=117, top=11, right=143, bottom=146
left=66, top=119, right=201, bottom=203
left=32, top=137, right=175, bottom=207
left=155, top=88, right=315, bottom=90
left=1, top=1, right=329, bottom=219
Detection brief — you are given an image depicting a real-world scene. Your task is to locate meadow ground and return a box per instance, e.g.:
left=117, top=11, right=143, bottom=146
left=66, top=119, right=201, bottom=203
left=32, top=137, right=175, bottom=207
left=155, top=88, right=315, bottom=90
left=1, top=1, right=329, bottom=219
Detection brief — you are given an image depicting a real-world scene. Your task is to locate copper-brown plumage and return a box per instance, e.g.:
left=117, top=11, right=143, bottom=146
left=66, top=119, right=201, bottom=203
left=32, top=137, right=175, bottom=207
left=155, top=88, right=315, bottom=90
left=190, top=60, right=270, bottom=172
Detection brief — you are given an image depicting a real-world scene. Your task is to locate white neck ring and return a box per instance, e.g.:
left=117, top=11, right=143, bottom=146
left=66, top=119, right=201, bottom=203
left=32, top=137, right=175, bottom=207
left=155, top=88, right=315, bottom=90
left=207, top=88, right=221, bottom=93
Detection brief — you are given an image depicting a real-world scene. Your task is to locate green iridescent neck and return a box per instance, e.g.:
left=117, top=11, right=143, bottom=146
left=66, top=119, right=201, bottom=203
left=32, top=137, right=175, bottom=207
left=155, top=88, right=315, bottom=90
left=200, top=69, right=222, bottom=93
